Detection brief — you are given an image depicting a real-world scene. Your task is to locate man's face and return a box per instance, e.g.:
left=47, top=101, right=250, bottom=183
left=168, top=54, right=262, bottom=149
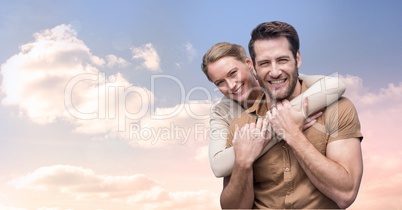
left=253, top=37, right=302, bottom=101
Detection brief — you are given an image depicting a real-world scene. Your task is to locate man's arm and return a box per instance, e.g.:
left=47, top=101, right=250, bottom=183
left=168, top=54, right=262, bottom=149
left=268, top=98, right=363, bottom=208
left=220, top=159, right=254, bottom=209
left=220, top=118, right=270, bottom=209
left=289, top=136, right=363, bottom=208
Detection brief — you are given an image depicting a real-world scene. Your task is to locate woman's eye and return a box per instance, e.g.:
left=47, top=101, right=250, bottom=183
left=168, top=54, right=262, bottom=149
left=216, top=81, right=223, bottom=86
left=230, top=70, right=238, bottom=76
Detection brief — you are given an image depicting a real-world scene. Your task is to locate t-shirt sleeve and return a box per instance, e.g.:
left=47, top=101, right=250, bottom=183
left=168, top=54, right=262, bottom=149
left=326, top=97, right=363, bottom=142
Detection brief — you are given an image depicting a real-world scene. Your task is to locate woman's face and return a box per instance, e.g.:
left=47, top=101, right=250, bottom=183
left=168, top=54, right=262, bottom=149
left=207, top=56, right=259, bottom=103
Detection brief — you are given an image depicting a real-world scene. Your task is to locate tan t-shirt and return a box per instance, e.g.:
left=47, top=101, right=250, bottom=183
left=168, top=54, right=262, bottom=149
left=227, top=80, right=363, bottom=209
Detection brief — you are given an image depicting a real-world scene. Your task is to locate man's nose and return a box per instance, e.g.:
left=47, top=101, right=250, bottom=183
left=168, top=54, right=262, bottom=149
left=269, top=63, right=282, bottom=78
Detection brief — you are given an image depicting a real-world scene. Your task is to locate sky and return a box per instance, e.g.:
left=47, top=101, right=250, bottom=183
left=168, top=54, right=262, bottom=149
left=0, top=0, right=401, bottom=209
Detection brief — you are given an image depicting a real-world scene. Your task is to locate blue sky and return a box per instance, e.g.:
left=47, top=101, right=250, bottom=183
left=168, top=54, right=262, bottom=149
left=0, top=1, right=402, bottom=209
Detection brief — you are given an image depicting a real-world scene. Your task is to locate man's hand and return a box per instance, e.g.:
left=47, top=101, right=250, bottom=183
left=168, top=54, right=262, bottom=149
left=267, top=98, right=308, bottom=142
left=233, top=117, right=271, bottom=166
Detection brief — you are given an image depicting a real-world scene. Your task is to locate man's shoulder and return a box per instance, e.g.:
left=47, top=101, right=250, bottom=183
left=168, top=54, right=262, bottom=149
left=326, top=96, right=356, bottom=112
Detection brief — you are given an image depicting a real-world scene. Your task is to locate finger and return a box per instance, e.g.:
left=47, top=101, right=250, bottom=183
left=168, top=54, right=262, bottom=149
left=261, top=116, right=269, bottom=134
left=275, top=101, right=284, bottom=111
left=303, top=119, right=316, bottom=130
left=249, top=122, right=256, bottom=130
left=302, top=97, right=308, bottom=119
left=309, top=111, right=323, bottom=120
left=271, top=105, right=277, bottom=116
left=267, top=110, right=273, bottom=121
left=233, top=125, right=239, bottom=144
left=282, top=99, right=292, bottom=109
left=256, top=117, right=263, bottom=130
left=267, top=123, right=274, bottom=139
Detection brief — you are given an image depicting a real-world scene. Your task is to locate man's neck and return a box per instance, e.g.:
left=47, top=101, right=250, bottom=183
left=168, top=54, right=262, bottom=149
left=242, top=88, right=263, bottom=109
left=288, top=79, right=302, bottom=101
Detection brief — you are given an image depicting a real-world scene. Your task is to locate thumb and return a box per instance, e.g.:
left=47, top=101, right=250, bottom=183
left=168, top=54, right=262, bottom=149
left=233, top=124, right=239, bottom=144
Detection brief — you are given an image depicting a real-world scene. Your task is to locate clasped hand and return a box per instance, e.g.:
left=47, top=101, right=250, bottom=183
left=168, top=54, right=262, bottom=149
left=267, top=98, right=321, bottom=142
left=233, top=116, right=271, bottom=165
left=232, top=98, right=322, bottom=165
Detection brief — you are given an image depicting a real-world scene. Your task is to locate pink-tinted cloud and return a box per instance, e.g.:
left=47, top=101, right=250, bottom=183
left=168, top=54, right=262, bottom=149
left=341, top=75, right=402, bottom=209
left=131, top=43, right=161, bottom=72
left=3, top=165, right=219, bottom=210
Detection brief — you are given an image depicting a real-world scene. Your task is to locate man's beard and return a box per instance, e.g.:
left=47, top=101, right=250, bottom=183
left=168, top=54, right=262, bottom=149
left=256, top=66, right=299, bottom=102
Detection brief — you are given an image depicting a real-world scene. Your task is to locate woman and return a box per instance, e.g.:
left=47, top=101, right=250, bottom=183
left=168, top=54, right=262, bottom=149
left=201, top=42, right=345, bottom=177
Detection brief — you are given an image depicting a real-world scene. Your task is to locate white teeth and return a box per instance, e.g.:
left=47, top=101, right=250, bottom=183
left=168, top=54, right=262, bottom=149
left=232, top=85, right=242, bottom=94
left=234, top=86, right=241, bottom=93
left=271, top=80, right=285, bottom=84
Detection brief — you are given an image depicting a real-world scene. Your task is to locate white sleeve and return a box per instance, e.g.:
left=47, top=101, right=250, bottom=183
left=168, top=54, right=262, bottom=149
left=209, top=75, right=346, bottom=178
left=209, top=97, right=244, bottom=177
left=291, top=75, right=346, bottom=116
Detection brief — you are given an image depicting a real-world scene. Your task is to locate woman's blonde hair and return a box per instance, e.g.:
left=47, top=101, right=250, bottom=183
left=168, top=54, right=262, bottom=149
left=201, top=42, right=248, bottom=82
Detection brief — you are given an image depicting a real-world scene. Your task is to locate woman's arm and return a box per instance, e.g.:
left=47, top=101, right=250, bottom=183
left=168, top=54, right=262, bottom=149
left=209, top=75, right=346, bottom=178
left=209, top=97, right=244, bottom=177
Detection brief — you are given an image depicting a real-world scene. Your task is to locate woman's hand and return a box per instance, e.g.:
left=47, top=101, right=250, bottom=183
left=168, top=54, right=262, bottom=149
left=233, top=117, right=271, bottom=166
left=303, top=110, right=323, bottom=130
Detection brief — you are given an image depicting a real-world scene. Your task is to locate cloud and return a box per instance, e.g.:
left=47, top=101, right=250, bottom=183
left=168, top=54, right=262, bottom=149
left=0, top=24, right=156, bottom=141
left=0, top=24, right=213, bottom=149
left=1, top=24, right=103, bottom=124
left=339, top=75, right=402, bottom=209
left=6, top=165, right=219, bottom=210
left=174, top=42, right=198, bottom=69
left=184, top=42, right=197, bottom=62
left=341, top=74, right=402, bottom=107
left=0, top=205, right=28, bottom=210
left=129, top=102, right=211, bottom=148
left=105, top=54, right=130, bottom=68
left=131, top=43, right=161, bottom=72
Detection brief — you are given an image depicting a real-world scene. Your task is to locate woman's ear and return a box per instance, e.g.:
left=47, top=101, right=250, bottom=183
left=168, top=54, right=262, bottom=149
left=246, top=57, right=255, bottom=71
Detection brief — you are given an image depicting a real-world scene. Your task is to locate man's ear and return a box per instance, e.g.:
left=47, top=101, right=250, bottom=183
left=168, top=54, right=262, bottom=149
left=296, top=51, right=302, bottom=69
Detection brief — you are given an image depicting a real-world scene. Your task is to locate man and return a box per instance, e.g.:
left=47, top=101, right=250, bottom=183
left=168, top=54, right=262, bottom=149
left=220, top=21, right=363, bottom=209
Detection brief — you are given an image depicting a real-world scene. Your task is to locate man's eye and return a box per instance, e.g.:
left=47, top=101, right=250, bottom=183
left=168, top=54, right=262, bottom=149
left=278, top=59, right=288, bottom=64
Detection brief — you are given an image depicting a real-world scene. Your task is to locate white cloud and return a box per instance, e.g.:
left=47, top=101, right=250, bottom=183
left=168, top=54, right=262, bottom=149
left=131, top=43, right=161, bottom=72
left=7, top=165, right=219, bottom=210
left=174, top=42, right=198, bottom=69
left=0, top=24, right=215, bottom=151
left=184, top=42, right=197, bottom=62
left=0, top=24, right=154, bottom=140
left=1, top=24, right=101, bottom=124
left=340, top=74, right=402, bottom=107
left=105, top=54, right=130, bottom=68
left=0, top=205, right=28, bottom=210
left=128, top=102, right=211, bottom=148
